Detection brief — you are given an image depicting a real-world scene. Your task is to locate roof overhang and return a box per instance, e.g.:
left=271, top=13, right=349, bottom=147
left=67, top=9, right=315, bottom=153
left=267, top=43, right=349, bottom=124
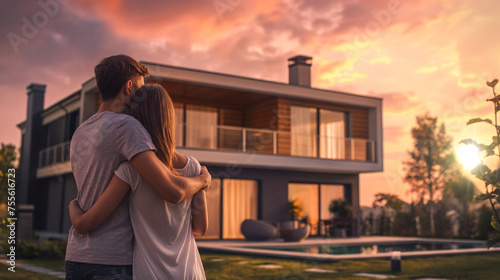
left=141, top=61, right=382, bottom=109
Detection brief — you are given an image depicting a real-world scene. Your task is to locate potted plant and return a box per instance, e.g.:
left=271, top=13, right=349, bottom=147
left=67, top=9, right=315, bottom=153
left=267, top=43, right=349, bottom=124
left=329, top=198, right=352, bottom=218
left=281, top=200, right=311, bottom=241
left=328, top=199, right=352, bottom=237
left=283, top=199, right=303, bottom=230
left=287, top=199, right=303, bottom=220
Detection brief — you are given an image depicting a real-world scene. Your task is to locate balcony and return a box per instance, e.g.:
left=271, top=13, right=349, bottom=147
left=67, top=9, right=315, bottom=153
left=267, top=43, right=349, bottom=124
left=36, top=124, right=375, bottom=171
left=177, top=124, right=376, bottom=162
left=39, top=141, right=70, bottom=168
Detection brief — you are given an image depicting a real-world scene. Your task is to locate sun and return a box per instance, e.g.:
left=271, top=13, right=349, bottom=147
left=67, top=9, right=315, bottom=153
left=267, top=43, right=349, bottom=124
left=457, top=145, right=481, bottom=170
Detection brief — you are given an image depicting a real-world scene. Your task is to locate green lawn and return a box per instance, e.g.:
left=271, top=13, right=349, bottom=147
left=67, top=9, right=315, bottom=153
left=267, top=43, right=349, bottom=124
left=199, top=251, right=500, bottom=279
left=17, top=258, right=65, bottom=272
left=4, top=252, right=500, bottom=279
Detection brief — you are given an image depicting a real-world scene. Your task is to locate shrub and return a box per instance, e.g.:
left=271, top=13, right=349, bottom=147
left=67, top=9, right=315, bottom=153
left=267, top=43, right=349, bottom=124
left=477, top=204, right=494, bottom=240
left=3, top=239, right=67, bottom=259
left=393, top=211, right=415, bottom=236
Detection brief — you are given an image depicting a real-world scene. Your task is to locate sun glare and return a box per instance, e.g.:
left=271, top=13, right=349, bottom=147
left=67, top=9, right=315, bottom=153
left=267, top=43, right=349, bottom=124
left=457, top=145, right=481, bottom=170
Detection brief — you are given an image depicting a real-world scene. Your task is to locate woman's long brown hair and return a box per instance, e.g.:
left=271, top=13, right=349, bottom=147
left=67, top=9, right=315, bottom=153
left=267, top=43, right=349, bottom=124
left=129, top=84, right=178, bottom=175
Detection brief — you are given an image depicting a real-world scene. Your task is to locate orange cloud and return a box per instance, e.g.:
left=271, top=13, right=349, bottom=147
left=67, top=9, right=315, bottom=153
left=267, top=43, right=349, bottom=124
left=70, top=0, right=282, bottom=44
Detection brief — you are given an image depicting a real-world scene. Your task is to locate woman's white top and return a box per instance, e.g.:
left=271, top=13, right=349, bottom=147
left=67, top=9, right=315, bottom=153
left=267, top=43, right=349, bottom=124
left=114, top=155, right=206, bottom=280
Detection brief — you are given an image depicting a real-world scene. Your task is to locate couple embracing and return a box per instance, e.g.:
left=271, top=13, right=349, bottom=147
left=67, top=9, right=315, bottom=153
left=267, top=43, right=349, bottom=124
left=65, top=54, right=211, bottom=280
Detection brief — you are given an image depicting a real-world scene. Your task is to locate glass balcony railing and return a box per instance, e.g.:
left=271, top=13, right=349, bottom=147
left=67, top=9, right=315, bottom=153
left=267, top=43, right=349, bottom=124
left=39, top=141, right=71, bottom=168
left=178, top=124, right=376, bottom=162
left=37, top=125, right=376, bottom=169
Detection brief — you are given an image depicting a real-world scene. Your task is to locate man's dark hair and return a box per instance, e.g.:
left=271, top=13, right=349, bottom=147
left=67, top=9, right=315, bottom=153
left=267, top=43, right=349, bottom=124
left=94, top=54, right=150, bottom=101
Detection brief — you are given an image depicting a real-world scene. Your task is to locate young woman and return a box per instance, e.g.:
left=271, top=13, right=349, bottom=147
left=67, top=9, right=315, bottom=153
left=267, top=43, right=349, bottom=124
left=69, top=84, right=208, bottom=280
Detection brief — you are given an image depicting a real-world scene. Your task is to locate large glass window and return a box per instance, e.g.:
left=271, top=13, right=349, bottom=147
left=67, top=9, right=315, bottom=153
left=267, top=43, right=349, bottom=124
left=44, top=109, right=80, bottom=148
left=291, top=106, right=347, bottom=158
left=200, top=179, right=221, bottom=239
left=288, top=183, right=346, bottom=236
left=288, top=183, right=319, bottom=235
left=46, top=117, right=65, bottom=147
left=174, top=103, right=184, bottom=147
left=290, top=106, right=317, bottom=157
left=68, top=110, right=80, bottom=140
left=222, top=179, right=258, bottom=239
left=197, top=178, right=259, bottom=239
left=320, top=184, right=344, bottom=220
left=320, top=109, right=345, bottom=159
left=185, top=104, right=218, bottom=149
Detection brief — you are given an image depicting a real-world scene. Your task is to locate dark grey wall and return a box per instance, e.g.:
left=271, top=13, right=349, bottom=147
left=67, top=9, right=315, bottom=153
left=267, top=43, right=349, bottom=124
left=46, top=179, right=63, bottom=232
left=62, top=176, right=78, bottom=232
left=204, top=164, right=359, bottom=224
left=42, top=174, right=77, bottom=233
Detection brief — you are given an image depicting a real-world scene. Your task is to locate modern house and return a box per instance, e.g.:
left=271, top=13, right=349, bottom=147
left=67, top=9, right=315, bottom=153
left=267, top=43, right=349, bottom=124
left=17, top=55, right=383, bottom=239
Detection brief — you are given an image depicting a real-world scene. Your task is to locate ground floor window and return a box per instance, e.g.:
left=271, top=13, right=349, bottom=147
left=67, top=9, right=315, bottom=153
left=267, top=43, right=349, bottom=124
left=201, top=178, right=258, bottom=239
left=288, top=183, right=345, bottom=235
left=203, top=179, right=221, bottom=239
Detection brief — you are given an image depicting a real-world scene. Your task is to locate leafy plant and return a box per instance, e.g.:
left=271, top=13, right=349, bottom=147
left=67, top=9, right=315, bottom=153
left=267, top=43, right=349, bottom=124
left=328, top=198, right=352, bottom=218
left=460, top=78, right=500, bottom=247
left=287, top=199, right=303, bottom=220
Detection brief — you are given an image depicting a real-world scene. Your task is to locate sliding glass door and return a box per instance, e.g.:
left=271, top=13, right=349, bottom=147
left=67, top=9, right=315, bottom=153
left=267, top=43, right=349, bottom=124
left=288, top=183, right=319, bottom=235
left=291, top=105, right=347, bottom=159
left=198, top=178, right=259, bottom=239
left=319, top=184, right=345, bottom=220
left=291, top=106, right=317, bottom=157
left=202, top=179, right=221, bottom=239
left=222, top=179, right=258, bottom=239
left=185, top=104, right=218, bottom=149
left=320, top=109, right=345, bottom=159
left=174, top=103, right=184, bottom=147
left=288, top=183, right=346, bottom=235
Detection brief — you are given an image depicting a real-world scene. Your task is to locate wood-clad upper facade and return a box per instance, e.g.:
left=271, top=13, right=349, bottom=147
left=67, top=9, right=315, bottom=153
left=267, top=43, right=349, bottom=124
left=143, top=59, right=382, bottom=173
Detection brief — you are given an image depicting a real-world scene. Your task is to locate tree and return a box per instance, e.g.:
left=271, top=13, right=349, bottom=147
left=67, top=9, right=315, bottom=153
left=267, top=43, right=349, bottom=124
left=403, top=113, right=457, bottom=236
left=0, top=143, right=18, bottom=204
left=444, top=175, right=478, bottom=238
left=372, top=193, right=403, bottom=235
left=373, top=193, right=403, bottom=211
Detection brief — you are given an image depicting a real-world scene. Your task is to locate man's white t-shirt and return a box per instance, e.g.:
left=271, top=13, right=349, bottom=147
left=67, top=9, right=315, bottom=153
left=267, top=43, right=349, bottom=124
left=115, top=155, right=206, bottom=280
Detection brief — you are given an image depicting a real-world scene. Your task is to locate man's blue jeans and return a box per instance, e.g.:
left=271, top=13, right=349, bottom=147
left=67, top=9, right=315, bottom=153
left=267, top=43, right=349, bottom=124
left=65, top=261, right=133, bottom=280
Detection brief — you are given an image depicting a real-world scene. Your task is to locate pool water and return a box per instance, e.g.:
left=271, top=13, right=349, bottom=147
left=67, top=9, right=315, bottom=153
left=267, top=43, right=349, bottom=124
left=254, top=241, right=486, bottom=255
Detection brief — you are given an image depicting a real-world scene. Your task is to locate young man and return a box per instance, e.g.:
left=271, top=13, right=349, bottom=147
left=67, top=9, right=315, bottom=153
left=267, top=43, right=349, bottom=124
left=65, top=54, right=211, bottom=279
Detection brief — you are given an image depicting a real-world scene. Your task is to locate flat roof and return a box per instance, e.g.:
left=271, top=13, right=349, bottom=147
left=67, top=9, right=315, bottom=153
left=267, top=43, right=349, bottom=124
left=141, top=61, right=382, bottom=106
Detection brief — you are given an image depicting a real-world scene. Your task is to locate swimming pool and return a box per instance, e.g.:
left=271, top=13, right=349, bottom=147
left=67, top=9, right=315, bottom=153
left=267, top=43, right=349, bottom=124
left=253, top=240, right=486, bottom=255
left=197, top=236, right=500, bottom=260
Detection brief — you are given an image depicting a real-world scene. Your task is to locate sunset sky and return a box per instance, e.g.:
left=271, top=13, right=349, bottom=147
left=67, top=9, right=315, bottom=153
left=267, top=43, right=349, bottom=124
left=2, top=0, right=500, bottom=206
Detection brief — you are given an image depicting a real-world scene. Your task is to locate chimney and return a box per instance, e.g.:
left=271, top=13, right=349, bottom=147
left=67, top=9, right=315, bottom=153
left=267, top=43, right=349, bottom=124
left=18, top=83, right=45, bottom=204
left=288, top=55, right=312, bottom=87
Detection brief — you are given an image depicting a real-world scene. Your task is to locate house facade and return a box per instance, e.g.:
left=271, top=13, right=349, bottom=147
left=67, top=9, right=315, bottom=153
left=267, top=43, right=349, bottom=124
left=17, top=55, right=383, bottom=239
